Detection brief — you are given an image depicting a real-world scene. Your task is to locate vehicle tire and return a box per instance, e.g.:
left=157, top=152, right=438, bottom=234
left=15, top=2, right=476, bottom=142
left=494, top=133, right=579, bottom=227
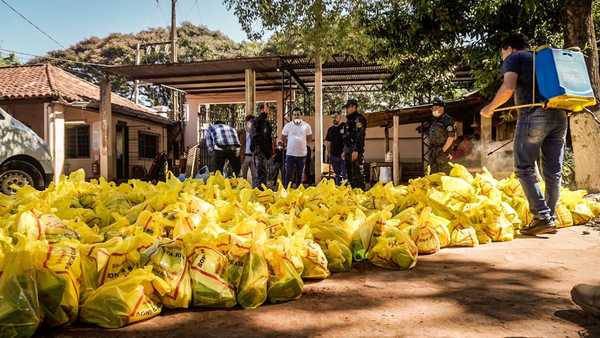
left=0, top=160, right=45, bottom=195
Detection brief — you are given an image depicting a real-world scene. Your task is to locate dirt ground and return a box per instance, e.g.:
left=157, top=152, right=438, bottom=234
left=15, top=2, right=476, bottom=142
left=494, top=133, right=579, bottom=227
left=42, top=226, right=600, bottom=338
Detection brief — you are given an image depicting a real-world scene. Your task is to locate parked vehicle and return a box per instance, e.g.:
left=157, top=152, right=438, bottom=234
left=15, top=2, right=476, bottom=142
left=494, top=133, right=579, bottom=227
left=0, top=107, right=53, bottom=194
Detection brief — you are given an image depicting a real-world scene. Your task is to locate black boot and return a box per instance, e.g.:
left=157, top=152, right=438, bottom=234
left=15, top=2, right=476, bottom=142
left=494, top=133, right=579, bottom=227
left=521, top=217, right=557, bottom=236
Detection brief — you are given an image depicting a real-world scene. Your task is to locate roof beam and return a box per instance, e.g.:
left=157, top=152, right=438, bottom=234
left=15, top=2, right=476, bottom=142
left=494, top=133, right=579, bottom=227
left=284, top=68, right=308, bottom=93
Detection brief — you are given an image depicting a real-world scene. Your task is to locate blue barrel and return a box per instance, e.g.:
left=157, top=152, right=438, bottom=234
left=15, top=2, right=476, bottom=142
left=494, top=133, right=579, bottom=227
left=535, top=47, right=596, bottom=112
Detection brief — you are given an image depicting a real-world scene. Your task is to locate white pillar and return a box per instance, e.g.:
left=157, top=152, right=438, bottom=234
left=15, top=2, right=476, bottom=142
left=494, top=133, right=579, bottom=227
left=50, top=105, right=65, bottom=184
left=314, top=56, right=323, bottom=183
left=393, top=114, right=400, bottom=185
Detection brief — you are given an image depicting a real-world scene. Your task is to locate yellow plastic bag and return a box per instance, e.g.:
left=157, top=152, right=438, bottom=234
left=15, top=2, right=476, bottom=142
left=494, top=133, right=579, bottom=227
left=0, top=236, right=44, bottom=338
left=441, top=176, right=475, bottom=199
left=410, top=224, right=440, bottom=255
left=322, top=239, right=353, bottom=273
left=555, top=203, right=574, bottom=228
left=79, top=232, right=155, bottom=300
left=184, top=231, right=236, bottom=308
left=299, top=239, right=330, bottom=279
left=449, top=163, right=474, bottom=183
left=450, top=226, right=479, bottom=247
left=141, top=239, right=191, bottom=309
left=36, top=240, right=81, bottom=327
left=368, top=227, right=418, bottom=270
left=79, top=267, right=169, bottom=328
left=236, top=243, right=268, bottom=309
left=572, top=203, right=594, bottom=225
left=264, top=238, right=304, bottom=303
left=15, top=210, right=78, bottom=241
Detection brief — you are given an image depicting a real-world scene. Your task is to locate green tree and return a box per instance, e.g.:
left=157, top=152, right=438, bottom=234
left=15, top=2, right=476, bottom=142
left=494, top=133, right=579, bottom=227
left=363, top=0, right=564, bottom=102
left=0, top=52, right=20, bottom=67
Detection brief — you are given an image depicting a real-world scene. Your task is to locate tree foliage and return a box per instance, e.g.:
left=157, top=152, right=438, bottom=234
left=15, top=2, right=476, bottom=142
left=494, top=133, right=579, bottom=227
left=363, top=0, right=564, bottom=102
left=30, top=22, right=268, bottom=106
left=224, top=0, right=372, bottom=60
left=0, top=52, right=20, bottom=67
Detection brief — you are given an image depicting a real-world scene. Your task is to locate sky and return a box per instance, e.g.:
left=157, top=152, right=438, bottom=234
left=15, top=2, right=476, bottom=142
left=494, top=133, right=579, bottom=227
left=0, top=0, right=250, bottom=62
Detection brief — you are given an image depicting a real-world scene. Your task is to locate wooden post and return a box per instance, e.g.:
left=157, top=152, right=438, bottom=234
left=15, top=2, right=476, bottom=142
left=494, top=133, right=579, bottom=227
left=392, top=115, right=400, bottom=185
left=314, top=55, right=323, bottom=183
left=100, top=76, right=113, bottom=180
left=384, top=125, right=390, bottom=154
left=134, top=43, right=141, bottom=105
left=245, top=69, right=256, bottom=116
left=480, top=116, right=492, bottom=169
left=276, top=95, right=284, bottom=137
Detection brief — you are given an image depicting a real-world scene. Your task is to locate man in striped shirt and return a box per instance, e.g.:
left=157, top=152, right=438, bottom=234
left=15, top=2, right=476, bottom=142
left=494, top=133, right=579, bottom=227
left=206, top=120, right=241, bottom=177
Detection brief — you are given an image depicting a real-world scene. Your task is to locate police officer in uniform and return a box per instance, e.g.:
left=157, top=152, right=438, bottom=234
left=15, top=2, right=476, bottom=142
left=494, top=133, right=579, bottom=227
left=343, top=99, right=367, bottom=189
left=418, top=97, right=456, bottom=174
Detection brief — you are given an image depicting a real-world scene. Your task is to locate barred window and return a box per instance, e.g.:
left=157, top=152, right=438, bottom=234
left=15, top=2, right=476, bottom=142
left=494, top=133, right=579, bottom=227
left=138, top=132, right=159, bottom=159
left=66, top=125, right=90, bottom=159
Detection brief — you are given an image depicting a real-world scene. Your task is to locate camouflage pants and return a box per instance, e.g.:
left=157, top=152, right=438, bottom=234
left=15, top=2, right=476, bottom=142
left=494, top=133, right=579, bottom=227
left=344, top=152, right=365, bottom=190
left=428, top=147, right=450, bottom=174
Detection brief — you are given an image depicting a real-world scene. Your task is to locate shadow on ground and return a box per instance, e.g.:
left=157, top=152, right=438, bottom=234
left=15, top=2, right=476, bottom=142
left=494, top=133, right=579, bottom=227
left=39, top=257, right=594, bottom=338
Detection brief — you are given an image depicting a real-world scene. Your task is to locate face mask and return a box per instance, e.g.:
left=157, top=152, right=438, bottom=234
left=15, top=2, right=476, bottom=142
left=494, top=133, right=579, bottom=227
left=432, top=110, right=443, bottom=118
left=293, top=118, right=301, bottom=124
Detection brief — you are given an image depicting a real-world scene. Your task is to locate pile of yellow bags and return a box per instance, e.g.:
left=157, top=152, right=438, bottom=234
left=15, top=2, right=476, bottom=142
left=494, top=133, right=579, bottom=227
left=0, top=165, right=598, bottom=336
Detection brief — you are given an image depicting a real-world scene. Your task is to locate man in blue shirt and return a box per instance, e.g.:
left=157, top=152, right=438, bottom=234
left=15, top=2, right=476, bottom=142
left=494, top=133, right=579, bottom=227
left=206, top=120, right=241, bottom=177
left=239, top=115, right=256, bottom=181
left=480, top=33, right=567, bottom=236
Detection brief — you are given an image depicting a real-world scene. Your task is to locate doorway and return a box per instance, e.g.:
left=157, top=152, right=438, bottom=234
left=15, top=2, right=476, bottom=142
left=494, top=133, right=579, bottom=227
left=116, top=122, right=129, bottom=180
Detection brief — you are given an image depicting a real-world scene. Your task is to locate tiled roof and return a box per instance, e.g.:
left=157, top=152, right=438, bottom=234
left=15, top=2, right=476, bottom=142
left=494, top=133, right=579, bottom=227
left=0, top=64, right=167, bottom=122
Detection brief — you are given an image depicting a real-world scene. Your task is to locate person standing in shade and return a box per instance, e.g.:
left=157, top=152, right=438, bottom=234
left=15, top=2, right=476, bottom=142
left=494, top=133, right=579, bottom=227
left=239, top=114, right=255, bottom=182
left=269, top=140, right=285, bottom=188
left=282, top=108, right=312, bottom=188
left=206, top=120, right=241, bottom=177
left=417, top=96, right=456, bottom=174
left=251, top=104, right=273, bottom=189
left=480, top=33, right=566, bottom=236
left=325, top=111, right=347, bottom=185
left=343, top=99, right=367, bottom=190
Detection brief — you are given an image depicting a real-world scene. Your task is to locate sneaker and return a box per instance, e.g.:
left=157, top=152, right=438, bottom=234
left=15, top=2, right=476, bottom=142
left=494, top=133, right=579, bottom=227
left=571, top=284, right=600, bottom=317
left=521, top=217, right=557, bottom=236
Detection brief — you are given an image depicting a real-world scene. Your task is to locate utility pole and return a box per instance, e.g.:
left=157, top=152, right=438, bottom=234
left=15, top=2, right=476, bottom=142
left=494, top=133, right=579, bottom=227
left=170, top=0, right=178, bottom=63
left=170, top=0, right=179, bottom=120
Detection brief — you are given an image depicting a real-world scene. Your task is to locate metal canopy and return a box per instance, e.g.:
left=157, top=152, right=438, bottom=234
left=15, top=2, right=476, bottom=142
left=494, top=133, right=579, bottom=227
left=366, top=92, right=485, bottom=127
left=104, top=55, right=394, bottom=94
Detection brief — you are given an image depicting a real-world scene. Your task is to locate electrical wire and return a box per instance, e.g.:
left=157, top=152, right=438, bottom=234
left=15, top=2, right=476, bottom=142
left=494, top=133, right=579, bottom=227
left=0, top=48, right=113, bottom=67
left=0, top=0, right=65, bottom=49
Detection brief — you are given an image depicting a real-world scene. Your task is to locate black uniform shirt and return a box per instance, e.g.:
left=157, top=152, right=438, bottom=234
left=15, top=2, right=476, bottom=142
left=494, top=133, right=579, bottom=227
left=426, top=113, right=455, bottom=147
left=344, top=112, right=367, bottom=154
left=325, top=122, right=347, bottom=157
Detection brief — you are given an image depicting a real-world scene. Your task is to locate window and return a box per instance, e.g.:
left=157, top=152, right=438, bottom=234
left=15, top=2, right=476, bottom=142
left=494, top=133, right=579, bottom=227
left=138, top=132, right=159, bottom=159
left=65, top=125, right=90, bottom=158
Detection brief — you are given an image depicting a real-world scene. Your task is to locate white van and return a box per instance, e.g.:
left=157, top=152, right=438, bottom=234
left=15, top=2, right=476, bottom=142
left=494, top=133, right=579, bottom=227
left=0, top=107, right=53, bottom=194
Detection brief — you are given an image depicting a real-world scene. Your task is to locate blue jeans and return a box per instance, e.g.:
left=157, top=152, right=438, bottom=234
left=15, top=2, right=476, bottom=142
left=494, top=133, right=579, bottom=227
left=514, top=108, right=568, bottom=220
left=285, top=155, right=305, bottom=188
left=330, top=155, right=346, bottom=185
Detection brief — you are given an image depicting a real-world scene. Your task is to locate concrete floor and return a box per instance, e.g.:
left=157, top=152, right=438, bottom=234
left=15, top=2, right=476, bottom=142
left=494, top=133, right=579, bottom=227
left=43, top=226, right=600, bottom=338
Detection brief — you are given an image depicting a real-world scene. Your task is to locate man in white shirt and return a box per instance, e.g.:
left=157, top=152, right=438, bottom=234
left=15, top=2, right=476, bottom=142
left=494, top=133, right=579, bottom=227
left=282, top=108, right=312, bottom=188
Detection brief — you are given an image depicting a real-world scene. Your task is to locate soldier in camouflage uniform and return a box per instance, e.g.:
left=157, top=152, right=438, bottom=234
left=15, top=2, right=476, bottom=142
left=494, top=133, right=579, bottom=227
left=419, top=97, right=456, bottom=174
left=343, top=99, right=368, bottom=190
